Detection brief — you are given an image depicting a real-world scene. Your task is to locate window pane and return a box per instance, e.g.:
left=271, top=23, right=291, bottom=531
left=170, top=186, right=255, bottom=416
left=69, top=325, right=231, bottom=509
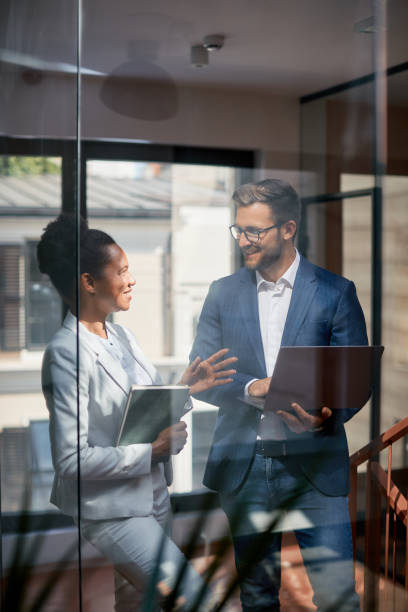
left=0, top=156, right=63, bottom=514
left=1, top=0, right=80, bottom=598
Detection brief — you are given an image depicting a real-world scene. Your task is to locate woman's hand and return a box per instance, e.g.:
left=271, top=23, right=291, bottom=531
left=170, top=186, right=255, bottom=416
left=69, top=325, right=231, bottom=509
left=179, top=349, right=237, bottom=395
left=151, top=421, right=188, bottom=462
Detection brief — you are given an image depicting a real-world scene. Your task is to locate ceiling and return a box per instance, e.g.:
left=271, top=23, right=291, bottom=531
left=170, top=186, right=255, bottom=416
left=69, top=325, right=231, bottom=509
left=1, top=0, right=408, bottom=99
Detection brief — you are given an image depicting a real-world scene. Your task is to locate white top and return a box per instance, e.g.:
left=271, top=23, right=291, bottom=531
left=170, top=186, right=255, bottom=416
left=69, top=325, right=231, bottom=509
left=96, top=329, right=154, bottom=387
left=246, top=249, right=300, bottom=439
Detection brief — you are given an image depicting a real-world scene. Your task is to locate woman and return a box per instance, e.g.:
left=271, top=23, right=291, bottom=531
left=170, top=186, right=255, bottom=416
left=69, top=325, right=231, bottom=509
left=38, top=214, right=236, bottom=611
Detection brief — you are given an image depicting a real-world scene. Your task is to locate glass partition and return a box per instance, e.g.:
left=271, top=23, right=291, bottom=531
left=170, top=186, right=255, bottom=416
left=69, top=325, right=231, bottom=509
left=300, top=41, right=408, bottom=514
left=300, top=82, right=376, bottom=199
left=300, top=193, right=373, bottom=458
left=1, top=0, right=407, bottom=609
left=0, top=1, right=82, bottom=610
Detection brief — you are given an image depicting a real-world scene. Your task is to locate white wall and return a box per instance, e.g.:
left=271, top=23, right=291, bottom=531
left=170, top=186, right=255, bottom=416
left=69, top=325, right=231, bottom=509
left=2, top=73, right=300, bottom=171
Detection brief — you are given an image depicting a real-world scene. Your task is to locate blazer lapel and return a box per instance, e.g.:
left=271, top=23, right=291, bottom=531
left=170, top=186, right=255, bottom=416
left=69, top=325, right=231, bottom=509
left=281, top=256, right=318, bottom=346
left=108, top=324, right=159, bottom=385
left=94, top=350, right=130, bottom=394
left=239, top=268, right=267, bottom=376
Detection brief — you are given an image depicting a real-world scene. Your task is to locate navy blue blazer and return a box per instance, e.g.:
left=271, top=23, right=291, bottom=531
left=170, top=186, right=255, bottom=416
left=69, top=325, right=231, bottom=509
left=190, top=256, right=368, bottom=496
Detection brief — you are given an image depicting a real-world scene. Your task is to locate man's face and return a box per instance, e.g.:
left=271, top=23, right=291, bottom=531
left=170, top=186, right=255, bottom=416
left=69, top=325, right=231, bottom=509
left=235, top=203, right=284, bottom=271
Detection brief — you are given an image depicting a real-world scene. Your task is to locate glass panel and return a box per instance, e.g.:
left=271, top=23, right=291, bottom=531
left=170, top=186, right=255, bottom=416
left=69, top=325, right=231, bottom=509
left=303, top=194, right=372, bottom=459
left=381, top=175, right=408, bottom=468
left=340, top=174, right=408, bottom=469
left=87, top=159, right=247, bottom=494
left=0, top=0, right=80, bottom=608
left=301, top=81, right=376, bottom=197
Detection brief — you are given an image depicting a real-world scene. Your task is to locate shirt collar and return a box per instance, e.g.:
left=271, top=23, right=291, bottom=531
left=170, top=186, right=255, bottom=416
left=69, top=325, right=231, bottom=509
left=256, top=248, right=300, bottom=291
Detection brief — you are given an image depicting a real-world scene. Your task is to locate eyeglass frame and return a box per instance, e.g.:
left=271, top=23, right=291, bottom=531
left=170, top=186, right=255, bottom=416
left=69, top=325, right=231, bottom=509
left=229, top=222, right=283, bottom=244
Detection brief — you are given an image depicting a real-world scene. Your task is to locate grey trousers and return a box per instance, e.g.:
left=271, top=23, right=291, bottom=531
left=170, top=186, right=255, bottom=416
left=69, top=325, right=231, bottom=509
left=80, top=466, right=205, bottom=611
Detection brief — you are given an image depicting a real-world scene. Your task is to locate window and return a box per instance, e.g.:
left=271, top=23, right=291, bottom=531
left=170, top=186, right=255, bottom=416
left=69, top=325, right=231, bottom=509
left=0, top=139, right=254, bottom=519
left=25, top=240, right=61, bottom=349
left=0, top=155, right=63, bottom=352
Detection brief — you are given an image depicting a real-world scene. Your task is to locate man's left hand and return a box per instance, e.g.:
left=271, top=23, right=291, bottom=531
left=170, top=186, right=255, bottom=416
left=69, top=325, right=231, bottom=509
left=179, top=349, right=237, bottom=395
left=276, top=403, right=332, bottom=434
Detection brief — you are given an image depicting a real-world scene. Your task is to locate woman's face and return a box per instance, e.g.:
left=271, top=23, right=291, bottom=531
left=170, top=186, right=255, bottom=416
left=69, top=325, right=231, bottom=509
left=92, top=244, right=136, bottom=314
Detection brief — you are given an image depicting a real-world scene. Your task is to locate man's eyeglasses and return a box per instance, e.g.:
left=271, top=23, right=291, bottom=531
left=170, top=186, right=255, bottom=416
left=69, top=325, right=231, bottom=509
left=229, top=223, right=282, bottom=244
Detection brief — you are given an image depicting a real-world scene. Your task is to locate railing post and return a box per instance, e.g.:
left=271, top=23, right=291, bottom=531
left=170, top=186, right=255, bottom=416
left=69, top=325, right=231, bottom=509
left=405, top=492, right=408, bottom=595
left=349, top=464, right=358, bottom=561
left=364, top=460, right=382, bottom=612
left=384, top=446, right=392, bottom=582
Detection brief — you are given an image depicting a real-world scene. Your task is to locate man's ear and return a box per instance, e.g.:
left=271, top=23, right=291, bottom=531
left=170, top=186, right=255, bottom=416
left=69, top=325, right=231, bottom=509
left=80, top=272, right=96, bottom=295
left=281, top=220, right=297, bottom=241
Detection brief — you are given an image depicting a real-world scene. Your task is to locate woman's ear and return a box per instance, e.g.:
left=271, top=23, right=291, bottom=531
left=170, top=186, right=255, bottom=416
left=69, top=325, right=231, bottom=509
left=80, top=272, right=96, bottom=295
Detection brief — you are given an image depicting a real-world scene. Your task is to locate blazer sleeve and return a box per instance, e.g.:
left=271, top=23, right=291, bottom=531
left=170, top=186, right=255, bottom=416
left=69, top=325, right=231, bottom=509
left=190, top=280, right=256, bottom=407
left=43, top=343, right=153, bottom=481
left=329, top=280, right=369, bottom=423
left=330, top=280, right=368, bottom=347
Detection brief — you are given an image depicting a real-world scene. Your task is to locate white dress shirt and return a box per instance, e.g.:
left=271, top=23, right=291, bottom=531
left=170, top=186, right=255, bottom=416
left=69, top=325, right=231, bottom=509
left=246, top=249, right=300, bottom=439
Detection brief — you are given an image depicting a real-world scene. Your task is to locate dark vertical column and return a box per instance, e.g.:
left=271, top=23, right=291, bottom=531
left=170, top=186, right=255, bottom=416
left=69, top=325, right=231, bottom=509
left=75, top=1, right=83, bottom=611
left=62, top=141, right=77, bottom=215
left=364, top=460, right=382, bottom=611
left=370, top=0, right=387, bottom=443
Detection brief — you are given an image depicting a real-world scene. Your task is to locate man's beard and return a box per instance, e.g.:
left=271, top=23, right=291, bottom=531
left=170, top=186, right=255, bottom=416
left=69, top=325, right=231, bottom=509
left=241, top=243, right=282, bottom=271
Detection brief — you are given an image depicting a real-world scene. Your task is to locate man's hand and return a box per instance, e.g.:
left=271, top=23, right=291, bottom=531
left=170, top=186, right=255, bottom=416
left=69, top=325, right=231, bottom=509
left=180, top=349, right=237, bottom=395
left=276, top=403, right=332, bottom=434
left=151, top=421, right=188, bottom=462
left=248, top=377, right=271, bottom=397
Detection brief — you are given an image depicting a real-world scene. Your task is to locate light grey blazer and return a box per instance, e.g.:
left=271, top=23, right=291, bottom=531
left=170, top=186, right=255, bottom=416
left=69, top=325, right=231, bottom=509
left=41, top=312, right=172, bottom=520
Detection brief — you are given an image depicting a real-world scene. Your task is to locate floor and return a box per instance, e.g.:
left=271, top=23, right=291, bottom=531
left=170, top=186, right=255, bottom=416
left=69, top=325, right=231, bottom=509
left=4, top=536, right=407, bottom=611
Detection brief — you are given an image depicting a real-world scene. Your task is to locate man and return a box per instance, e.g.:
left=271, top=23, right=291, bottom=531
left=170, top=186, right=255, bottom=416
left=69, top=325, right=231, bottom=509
left=190, top=179, right=367, bottom=611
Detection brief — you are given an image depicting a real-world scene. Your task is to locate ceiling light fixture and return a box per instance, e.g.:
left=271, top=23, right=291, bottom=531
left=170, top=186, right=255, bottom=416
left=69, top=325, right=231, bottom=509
left=191, top=45, right=208, bottom=68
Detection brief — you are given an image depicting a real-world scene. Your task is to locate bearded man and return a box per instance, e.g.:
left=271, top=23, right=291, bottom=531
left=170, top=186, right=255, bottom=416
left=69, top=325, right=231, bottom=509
left=190, top=178, right=367, bottom=612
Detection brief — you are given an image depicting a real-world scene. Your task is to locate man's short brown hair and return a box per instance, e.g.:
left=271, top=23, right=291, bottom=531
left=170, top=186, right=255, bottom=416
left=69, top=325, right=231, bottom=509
left=232, top=178, right=300, bottom=227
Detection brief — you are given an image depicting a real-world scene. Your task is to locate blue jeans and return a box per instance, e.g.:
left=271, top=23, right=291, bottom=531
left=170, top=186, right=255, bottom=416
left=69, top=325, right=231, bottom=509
left=220, top=453, right=360, bottom=612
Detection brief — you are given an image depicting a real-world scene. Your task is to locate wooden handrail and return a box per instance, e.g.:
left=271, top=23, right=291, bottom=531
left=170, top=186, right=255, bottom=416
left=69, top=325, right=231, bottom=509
left=370, top=461, right=408, bottom=527
left=348, top=415, right=408, bottom=610
left=350, top=415, right=408, bottom=466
